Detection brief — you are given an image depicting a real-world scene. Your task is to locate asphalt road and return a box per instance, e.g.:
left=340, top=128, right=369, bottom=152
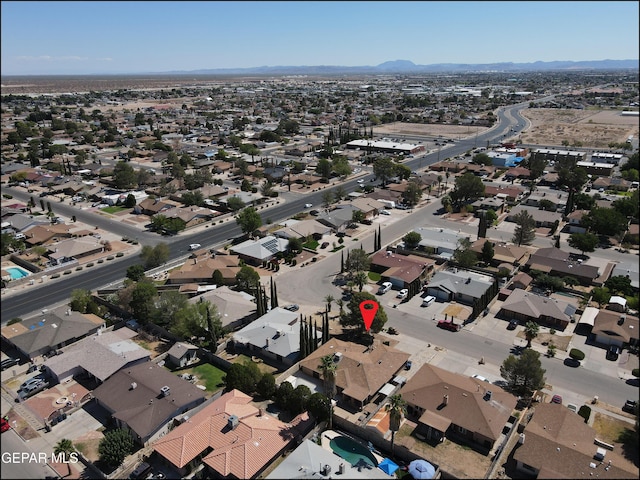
left=0, top=100, right=536, bottom=322
left=0, top=428, right=60, bottom=479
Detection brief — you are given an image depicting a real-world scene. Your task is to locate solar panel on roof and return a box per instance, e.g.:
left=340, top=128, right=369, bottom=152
left=262, top=238, right=280, bottom=254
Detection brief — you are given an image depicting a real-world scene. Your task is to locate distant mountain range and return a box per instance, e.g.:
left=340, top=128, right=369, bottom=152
left=165, top=59, right=639, bottom=75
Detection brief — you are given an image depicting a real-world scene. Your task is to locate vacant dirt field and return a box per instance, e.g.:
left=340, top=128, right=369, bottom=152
left=374, top=121, right=489, bottom=140
left=520, top=108, right=639, bottom=148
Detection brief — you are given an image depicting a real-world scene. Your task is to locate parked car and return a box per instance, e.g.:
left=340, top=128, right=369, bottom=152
left=437, top=320, right=461, bottom=332
left=404, top=360, right=412, bottom=370
left=188, top=243, right=202, bottom=251
left=622, top=400, right=637, bottom=414
left=551, top=394, right=563, bottom=404
left=1, top=417, right=10, bottom=433
left=421, top=295, right=436, bottom=307
left=606, top=344, right=620, bottom=361
left=304, top=203, right=313, bottom=208
left=472, top=374, right=490, bottom=383
left=378, top=282, right=392, bottom=294
left=397, top=289, right=408, bottom=299
left=1, top=358, right=20, bottom=371
left=380, top=209, right=391, bottom=215
left=507, top=319, right=518, bottom=330
left=130, top=462, right=152, bottom=479
left=284, top=304, right=299, bottom=312
left=320, top=242, right=329, bottom=249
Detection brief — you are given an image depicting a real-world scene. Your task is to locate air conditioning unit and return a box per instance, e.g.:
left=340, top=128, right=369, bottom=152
left=160, top=385, right=171, bottom=397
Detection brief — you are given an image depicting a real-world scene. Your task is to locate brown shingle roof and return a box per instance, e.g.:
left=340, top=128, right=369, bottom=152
left=400, top=364, right=516, bottom=442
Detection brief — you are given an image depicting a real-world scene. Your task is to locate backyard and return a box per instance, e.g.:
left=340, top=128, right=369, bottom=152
left=175, top=362, right=226, bottom=393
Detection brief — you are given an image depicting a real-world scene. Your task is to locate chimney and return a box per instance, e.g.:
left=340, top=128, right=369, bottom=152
left=258, top=408, right=264, bottom=417
left=228, top=415, right=239, bottom=430
left=265, top=338, right=269, bottom=347
left=443, top=394, right=449, bottom=406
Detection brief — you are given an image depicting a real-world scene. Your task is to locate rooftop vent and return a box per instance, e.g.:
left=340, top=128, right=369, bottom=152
left=228, top=414, right=239, bottom=430
left=618, top=315, right=626, bottom=325
left=334, top=352, right=343, bottom=362
left=160, top=385, right=171, bottom=397
left=485, top=390, right=493, bottom=401
left=443, top=394, right=449, bottom=406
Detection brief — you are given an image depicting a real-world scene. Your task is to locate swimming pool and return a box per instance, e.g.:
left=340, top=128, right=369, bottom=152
left=329, top=435, right=378, bottom=468
left=6, top=267, right=30, bottom=279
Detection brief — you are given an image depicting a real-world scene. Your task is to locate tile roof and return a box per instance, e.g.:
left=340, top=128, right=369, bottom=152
left=153, top=390, right=311, bottom=478
left=500, top=288, right=575, bottom=323
left=400, top=364, right=516, bottom=442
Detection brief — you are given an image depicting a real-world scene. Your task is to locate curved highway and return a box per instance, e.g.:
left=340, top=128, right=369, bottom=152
left=1, top=102, right=532, bottom=322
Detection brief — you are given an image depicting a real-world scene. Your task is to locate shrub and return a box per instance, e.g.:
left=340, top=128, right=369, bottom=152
left=51, top=273, right=60, bottom=279
left=7, top=318, right=22, bottom=325
left=632, top=368, right=639, bottom=378
left=116, top=252, right=124, bottom=257
left=107, top=256, right=115, bottom=261
left=97, top=259, right=104, bottom=264
left=63, top=270, right=72, bottom=275
left=578, top=405, right=591, bottom=423
left=569, top=348, right=585, bottom=361
left=86, top=262, right=94, bottom=267
left=76, top=266, right=83, bottom=271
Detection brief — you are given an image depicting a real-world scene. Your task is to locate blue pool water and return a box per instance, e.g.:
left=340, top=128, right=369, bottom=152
left=7, top=267, right=30, bottom=279
left=329, top=435, right=378, bottom=468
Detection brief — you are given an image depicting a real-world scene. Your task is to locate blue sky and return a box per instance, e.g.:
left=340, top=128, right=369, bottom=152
left=2, top=1, right=638, bottom=75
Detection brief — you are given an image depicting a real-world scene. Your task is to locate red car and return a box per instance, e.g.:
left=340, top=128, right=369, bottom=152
left=437, top=320, right=461, bottom=332
left=1, top=417, right=11, bottom=433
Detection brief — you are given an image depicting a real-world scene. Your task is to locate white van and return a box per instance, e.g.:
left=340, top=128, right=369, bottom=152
left=422, top=295, right=436, bottom=307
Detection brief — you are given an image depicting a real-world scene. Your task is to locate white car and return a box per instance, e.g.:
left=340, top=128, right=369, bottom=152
left=421, top=295, right=436, bottom=307
left=472, top=374, right=490, bottom=383
left=188, top=243, right=202, bottom=251
left=305, top=203, right=313, bottom=208
left=378, top=282, right=392, bottom=294
left=397, top=289, right=408, bottom=299
left=357, top=179, right=365, bottom=184
left=380, top=210, right=391, bottom=215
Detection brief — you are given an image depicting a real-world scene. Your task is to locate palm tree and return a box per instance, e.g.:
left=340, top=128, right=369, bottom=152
left=336, top=299, right=345, bottom=317
left=385, top=394, right=407, bottom=457
left=353, top=271, right=368, bottom=292
left=319, top=355, right=337, bottom=428
left=437, top=175, right=443, bottom=196
left=324, top=295, right=335, bottom=312
left=524, top=321, right=539, bottom=348
left=54, top=438, right=75, bottom=477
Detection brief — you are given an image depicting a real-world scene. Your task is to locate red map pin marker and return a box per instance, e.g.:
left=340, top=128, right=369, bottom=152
left=359, top=300, right=379, bottom=332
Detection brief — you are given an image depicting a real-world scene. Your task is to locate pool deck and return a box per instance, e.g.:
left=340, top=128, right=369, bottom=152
left=321, top=430, right=386, bottom=465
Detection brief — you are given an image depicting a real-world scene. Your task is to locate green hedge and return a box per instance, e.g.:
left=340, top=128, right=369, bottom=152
left=578, top=405, right=591, bottom=423
left=569, top=349, right=585, bottom=361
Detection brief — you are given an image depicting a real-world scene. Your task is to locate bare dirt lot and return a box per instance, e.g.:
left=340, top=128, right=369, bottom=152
left=374, top=121, right=489, bottom=140
left=520, top=108, right=639, bottom=148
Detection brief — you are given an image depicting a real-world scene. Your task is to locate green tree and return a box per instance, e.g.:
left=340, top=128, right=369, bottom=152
left=385, top=394, right=407, bottom=456
left=98, top=428, right=134, bottom=467
left=224, top=362, right=261, bottom=395
left=324, top=295, right=335, bottom=313
left=453, top=237, right=477, bottom=268
left=130, top=281, right=157, bottom=323
left=353, top=271, right=369, bottom=292
left=289, top=384, right=312, bottom=415
left=472, top=152, right=493, bottom=166
left=512, top=210, right=536, bottom=246
left=112, top=161, right=137, bottom=189
left=182, top=190, right=205, bottom=207
left=275, top=381, right=295, bottom=410
left=342, top=291, right=388, bottom=333
left=235, top=265, right=260, bottom=293
left=69, top=289, right=93, bottom=313
left=226, top=196, right=245, bottom=212
left=288, top=237, right=303, bottom=253
left=591, top=286, right=611, bottom=307
left=500, top=349, right=546, bottom=397
left=345, top=248, right=370, bottom=277
left=316, top=158, right=332, bottom=179
left=333, top=185, right=347, bottom=202
left=612, top=192, right=639, bottom=219
left=352, top=210, right=366, bottom=224
left=567, top=232, right=599, bottom=255
left=450, top=173, right=485, bottom=208
left=306, top=393, right=330, bottom=424
left=604, top=275, right=633, bottom=296
left=236, top=207, right=262, bottom=236
left=403, top=231, right=422, bottom=248
left=321, top=190, right=334, bottom=208
left=583, top=207, right=628, bottom=237
left=481, top=240, right=495, bottom=264
left=124, top=193, right=136, bottom=208
left=401, top=180, right=423, bottom=207
left=331, top=156, right=351, bottom=177
left=574, top=192, right=596, bottom=210
left=260, top=180, right=275, bottom=197
left=256, top=372, right=276, bottom=400
left=152, top=291, right=189, bottom=328
left=139, top=243, right=170, bottom=269
left=524, top=321, right=539, bottom=348
left=53, top=438, right=76, bottom=477
left=373, top=157, right=395, bottom=185
left=126, top=264, right=146, bottom=282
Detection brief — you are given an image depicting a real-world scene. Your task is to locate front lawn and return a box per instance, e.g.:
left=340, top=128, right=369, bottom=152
left=101, top=206, right=129, bottom=214
left=303, top=239, right=319, bottom=250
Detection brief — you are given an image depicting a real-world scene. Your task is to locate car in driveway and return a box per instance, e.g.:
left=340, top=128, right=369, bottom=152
left=472, top=374, right=490, bottom=383
left=380, top=209, right=391, bottom=215
left=1, top=417, right=11, bottom=433
left=320, top=242, right=329, bottom=249
left=507, top=319, right=518, bottom=330
left=378, top=282, right=392, bottom=294
left=437, top=320, right=461, bottom=332
left=284, top=304, right=299, bottom=312
left=1, top=357, right=20, bottom=371
left=20, top=376, right=44, bottom=391
left=396, top=289, right=408, bottom=299
left=551, top=394, right=563, bottom=404
left=606, top=344, right=620, bottom=361
left=421, top=295, right=436, bottom=307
